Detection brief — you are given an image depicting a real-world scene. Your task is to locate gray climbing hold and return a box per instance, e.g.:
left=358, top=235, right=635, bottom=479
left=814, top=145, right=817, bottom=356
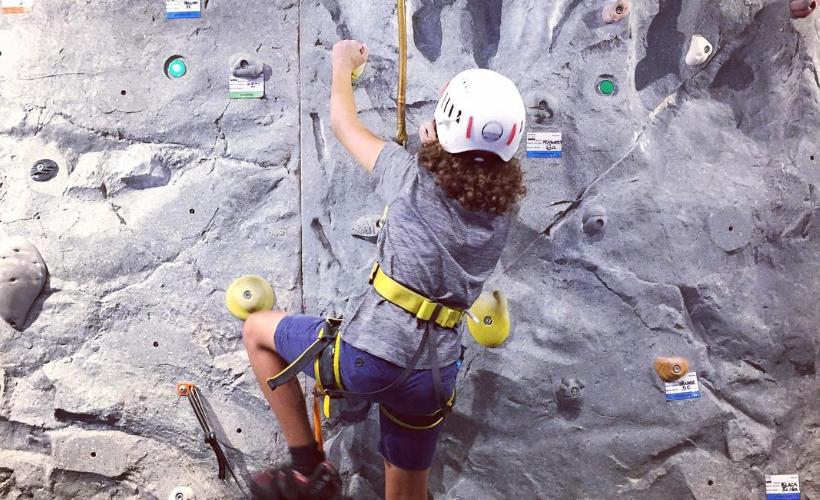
left=351, top=214, right=383, bottom=243
left=30, top=159, right=59, bottom=182
left=556, top=377, right=585, bottom=409
left=582, top=205, right=607, bottom=235
left=524, top=92, right=556, bottom=123
left=229, top=53, right=264, bottom=79
left=168, top=486, right=196, bottom=500
left=0, top=237, right=47, bottom=330
left=707, top=207, right=752, bottom=253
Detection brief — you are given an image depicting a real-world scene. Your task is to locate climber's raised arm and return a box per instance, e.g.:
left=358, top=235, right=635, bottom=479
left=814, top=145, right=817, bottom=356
left=329, top=40, right=386, bottom=173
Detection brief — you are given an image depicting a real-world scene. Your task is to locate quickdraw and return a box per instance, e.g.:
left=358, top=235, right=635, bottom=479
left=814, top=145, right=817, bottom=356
left=176, top=383, right=249, bottom=499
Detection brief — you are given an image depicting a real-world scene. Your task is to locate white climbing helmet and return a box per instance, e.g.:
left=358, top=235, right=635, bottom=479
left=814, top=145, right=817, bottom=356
left=434, top=68, right=526, bottom=162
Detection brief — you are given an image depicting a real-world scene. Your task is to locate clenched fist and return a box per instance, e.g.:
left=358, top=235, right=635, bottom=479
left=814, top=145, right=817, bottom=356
left=332, top=40, right=368, bottom=74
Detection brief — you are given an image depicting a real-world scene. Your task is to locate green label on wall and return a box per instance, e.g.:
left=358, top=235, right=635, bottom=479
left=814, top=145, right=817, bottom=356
left=229, top=75, right=264, bottom=99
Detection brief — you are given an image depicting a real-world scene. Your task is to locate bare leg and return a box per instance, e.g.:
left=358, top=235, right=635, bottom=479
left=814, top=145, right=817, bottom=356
left=242, top=310, right=314, bottom=447
left=384, top=460, right=430, bottom=500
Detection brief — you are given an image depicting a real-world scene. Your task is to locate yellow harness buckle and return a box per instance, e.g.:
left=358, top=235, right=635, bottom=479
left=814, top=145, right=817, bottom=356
left=416, top=300, right=439, bottom=321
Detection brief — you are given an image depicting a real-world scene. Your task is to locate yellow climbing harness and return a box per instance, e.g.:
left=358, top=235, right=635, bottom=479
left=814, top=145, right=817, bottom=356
left=369, top=263, right=465, bottom=329
left=265, top=264, right=465, bottom=432
left=379, top=389, right=457, bottom=430
left=266, top=316, right=457, bottom=432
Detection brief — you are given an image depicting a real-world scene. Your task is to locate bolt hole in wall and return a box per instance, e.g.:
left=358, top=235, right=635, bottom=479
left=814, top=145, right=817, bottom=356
left=120, top=90, right=127, bottom=96
left=236, top=428, right=242, bottom=433
left=707, top=480, right=714, bottom=486
left=189, top=208, right=195, bottom=214
left=728, top=225, right=734, bottom=231
left=153, top=341, right=159, bottom=347
left=90, top=452, right=96, bottom=458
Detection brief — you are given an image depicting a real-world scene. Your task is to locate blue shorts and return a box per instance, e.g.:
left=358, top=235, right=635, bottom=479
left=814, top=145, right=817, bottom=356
left=274, top=314, right=459, bottom=471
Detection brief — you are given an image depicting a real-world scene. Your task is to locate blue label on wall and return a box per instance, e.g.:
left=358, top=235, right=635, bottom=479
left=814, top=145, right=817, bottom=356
left=527, top=150, right=562, bottom=158
left=166, top=11, right=201, bottom=19
left=665, top=390, right=701, bottom=401
left=664, top=372, right=701, bottom=401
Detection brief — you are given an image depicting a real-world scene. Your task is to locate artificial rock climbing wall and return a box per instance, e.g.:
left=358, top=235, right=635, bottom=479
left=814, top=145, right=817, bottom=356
left=1, top=0, right=819, bottom=499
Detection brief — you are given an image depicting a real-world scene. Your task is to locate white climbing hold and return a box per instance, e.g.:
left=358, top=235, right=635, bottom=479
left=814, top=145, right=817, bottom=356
left=351, top=214, right=383, bottom=242
left=0, top=237, right=47, bottom=330
left=685, top=35, right=713, bottom=66
left=168, top=486, right=196, bottom=500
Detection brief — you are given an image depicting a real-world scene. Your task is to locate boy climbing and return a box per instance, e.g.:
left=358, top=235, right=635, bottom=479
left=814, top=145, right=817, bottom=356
left=241, top=39, right=527, bottom=500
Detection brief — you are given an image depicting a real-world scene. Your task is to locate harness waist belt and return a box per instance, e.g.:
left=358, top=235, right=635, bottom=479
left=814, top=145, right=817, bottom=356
left=369, top=263, right=464, bottom=329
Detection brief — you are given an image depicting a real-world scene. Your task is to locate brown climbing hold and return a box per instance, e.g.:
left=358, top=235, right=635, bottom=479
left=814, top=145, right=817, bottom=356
left=602, top=0, right=632, bottom=24
left=0, top=237, right=47, bottom=330
left=790, top=0, right=817, bottom=18
left=655, top=356, right=689, bottom=382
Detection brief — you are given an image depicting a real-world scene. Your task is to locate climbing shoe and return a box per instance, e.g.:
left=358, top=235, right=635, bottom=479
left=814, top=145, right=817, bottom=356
left=250, top=461, right=342, bottom=500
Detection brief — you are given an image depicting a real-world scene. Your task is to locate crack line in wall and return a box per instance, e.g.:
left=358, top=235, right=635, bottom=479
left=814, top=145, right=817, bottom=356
left=297, top=0, right=305, bottom=314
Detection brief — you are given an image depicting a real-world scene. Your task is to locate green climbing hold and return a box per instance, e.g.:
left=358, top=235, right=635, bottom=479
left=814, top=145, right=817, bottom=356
left=168, top=58, right=187, bottom=78
left=597, top=79, right=616, bottom=95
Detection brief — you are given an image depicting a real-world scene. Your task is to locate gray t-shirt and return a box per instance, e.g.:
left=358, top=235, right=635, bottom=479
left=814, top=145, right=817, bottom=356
left=339, top=142, right=512, bottom=369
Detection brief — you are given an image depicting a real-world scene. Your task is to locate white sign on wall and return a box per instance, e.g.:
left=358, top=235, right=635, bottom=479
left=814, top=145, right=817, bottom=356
left=766, top=474, right=800, bottom=500
left=664, top=372, right=701, bottom=401
left=526, top=131, right=562, bottom=158
left=166, top=0, right=201, bottom=19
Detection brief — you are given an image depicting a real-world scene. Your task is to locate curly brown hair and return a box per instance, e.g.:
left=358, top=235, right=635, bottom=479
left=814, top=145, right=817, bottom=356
left=418, top=142, right=526, bottom=214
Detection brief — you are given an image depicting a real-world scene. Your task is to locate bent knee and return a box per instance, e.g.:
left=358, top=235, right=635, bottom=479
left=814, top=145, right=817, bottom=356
left=242, top=310, right=288, bottom=349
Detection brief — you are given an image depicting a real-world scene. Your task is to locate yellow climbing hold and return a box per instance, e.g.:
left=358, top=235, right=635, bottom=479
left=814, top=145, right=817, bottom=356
left=466, top=290, right=510, bottom=348
left=225, top=275, right=275, bottom=320
left=351, top=62, right=366, bottom=82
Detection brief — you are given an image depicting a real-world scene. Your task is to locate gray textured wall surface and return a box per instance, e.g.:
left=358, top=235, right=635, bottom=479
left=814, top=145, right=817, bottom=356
left=1, top=0, right=819, bottom=499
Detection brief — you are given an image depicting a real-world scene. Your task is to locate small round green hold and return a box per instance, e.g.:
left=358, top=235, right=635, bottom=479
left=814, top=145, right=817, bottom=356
left=597, top=79, right=616, bottom=95
left=168, top=58, right=187, bottom=78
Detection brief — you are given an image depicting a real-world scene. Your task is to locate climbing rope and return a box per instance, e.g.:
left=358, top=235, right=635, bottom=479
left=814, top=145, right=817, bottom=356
left=394, top=0, right=408, bottom=145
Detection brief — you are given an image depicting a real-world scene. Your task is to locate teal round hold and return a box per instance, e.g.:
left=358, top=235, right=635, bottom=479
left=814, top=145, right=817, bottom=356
left=168, top=58, right=187, bottom=78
